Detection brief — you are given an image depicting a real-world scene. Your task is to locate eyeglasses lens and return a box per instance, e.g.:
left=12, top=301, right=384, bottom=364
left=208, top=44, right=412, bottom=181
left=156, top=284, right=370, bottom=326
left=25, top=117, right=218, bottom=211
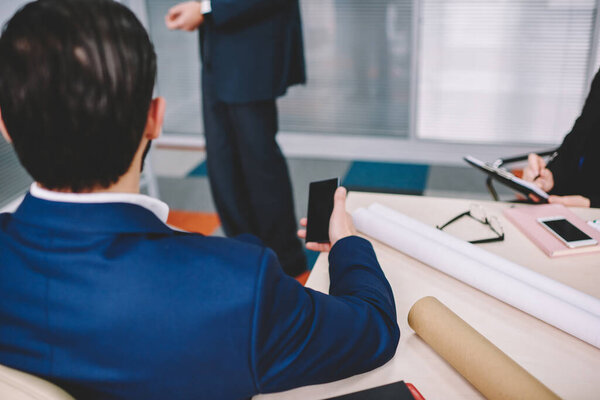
left=470, top=204, right=487, bottom=223
left=489, top=216, right=503, bottom=236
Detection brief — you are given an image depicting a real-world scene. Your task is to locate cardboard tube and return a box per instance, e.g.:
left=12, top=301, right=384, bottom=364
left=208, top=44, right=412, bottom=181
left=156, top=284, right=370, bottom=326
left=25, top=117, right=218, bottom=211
left=408, top=297, right=560, bottom=400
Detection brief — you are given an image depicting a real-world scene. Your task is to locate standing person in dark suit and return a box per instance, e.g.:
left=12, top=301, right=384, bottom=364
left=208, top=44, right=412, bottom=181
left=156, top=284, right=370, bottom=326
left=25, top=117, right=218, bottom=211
left=523, top=69, right=600, bottom=208
left=165, top=0, right=308, bottom=276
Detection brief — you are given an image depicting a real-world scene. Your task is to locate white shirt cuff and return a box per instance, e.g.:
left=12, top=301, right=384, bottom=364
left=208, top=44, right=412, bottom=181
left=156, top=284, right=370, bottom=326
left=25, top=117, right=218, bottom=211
left=200, top=0, right=211, bottom=14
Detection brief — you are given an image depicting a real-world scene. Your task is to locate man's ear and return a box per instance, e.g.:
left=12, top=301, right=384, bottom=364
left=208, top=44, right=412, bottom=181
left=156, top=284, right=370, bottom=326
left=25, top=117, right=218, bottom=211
left=0, top=106, right=12, bottom=143
left=144, top=97, right=166, bottom=141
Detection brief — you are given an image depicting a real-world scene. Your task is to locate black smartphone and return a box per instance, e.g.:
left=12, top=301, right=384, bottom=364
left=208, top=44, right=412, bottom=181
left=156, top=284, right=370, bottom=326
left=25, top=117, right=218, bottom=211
left=305, top=178, right=340, bottom=243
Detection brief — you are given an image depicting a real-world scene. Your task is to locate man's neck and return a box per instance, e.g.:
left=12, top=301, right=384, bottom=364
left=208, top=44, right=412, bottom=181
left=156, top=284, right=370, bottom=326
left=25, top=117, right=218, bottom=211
left=42, top=157, right=143, bottom=194
left=90, top=171, right=140, bottom=194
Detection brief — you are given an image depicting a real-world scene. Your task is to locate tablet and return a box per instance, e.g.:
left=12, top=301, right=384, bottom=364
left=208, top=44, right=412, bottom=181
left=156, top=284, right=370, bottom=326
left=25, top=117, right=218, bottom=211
left=464, top=155, right=549, bottom=202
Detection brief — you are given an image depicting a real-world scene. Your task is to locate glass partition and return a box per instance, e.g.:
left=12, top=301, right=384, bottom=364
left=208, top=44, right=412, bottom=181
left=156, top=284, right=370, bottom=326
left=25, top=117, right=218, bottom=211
left=144, top=0, right=412, bottom=137
left=417, top=0, right=598, bottom=144
left=278, top=0, right=413, bottom=137
left=146, top=0, right=203, bottom=135
left=0, top=0, right=34, bottom=208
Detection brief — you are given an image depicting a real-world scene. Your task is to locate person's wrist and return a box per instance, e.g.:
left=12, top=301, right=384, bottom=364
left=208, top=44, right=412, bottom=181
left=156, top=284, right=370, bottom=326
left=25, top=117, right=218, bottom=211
left=331, top=232, right=352, bottom=247
left=329, top=235, right=358, bottom=253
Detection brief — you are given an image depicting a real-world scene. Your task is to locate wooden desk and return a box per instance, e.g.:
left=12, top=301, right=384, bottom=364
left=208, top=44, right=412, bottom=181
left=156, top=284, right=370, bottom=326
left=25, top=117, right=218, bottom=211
left=256, top=193, right=600, bottom=400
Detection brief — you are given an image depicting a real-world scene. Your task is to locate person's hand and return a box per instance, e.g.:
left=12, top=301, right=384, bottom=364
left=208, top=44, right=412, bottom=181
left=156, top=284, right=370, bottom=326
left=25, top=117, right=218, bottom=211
left=548, top=195, right=591, bottom=208
left=522, top=153, right=554, bottom=192
left=165, top=2, right=204, bottom=31
left=297, top=187, right=357, bottom=252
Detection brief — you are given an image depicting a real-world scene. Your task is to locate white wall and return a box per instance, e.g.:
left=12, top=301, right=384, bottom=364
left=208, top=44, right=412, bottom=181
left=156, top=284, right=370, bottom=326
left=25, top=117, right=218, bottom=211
left=0, top=0, right=30, bottom=26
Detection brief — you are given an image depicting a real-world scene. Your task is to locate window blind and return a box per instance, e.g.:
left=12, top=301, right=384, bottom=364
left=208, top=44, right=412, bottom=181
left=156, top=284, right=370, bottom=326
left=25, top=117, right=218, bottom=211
left=146, top=0, right=203, bottom=135
left=278, top=0, right=413, bottom=137
left=145, top=0, right=413, bottom=138
left=417, top=0, right=598, bottom=144
left=594, top=4, right=600, bottom=75
left=0, top=140, right=31, bottom=209
left=0, top=1, right=33, bottom=208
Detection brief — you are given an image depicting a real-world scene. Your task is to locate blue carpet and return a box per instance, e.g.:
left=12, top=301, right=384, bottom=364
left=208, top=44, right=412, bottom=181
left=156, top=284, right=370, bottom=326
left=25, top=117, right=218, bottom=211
left=188, top=161, right=207, bottom=177
left=304, top=249, right=320, bottom=270
left=342, top=161, right=429, bottom=195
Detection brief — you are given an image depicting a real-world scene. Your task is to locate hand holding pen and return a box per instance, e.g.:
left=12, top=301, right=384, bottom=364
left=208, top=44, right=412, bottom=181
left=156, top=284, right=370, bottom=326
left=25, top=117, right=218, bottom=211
left=523, top=152, right=591, bottom=207
left=533, top=151, right=558, bottom=180
left=523, top=152, right=556, bottom=193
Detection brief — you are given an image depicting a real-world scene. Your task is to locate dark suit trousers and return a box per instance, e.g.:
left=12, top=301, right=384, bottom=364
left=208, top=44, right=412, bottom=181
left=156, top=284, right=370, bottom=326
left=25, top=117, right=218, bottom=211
left=202, top=69, right=307, bottom=276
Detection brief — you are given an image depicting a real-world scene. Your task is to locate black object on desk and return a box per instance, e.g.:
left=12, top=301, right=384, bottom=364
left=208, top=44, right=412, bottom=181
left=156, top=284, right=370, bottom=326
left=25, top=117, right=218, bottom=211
left=325, top=380, right=416, bottom=400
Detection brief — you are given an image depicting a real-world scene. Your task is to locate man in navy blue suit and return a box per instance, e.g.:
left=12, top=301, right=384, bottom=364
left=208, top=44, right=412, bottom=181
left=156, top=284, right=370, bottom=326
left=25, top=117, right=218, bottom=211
left=0, top=1, right=399, bottom=399
left=165, top=0, right=308, bottom=277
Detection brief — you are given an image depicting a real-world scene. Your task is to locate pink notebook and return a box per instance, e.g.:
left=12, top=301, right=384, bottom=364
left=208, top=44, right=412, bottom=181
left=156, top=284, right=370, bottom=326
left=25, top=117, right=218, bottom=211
left=503, top=204, right=600, bottom=257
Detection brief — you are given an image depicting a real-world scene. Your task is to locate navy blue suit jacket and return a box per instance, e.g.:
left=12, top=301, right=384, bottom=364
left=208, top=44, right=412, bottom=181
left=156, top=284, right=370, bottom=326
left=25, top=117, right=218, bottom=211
left=200, top=0, right=306, bottom=103
left=0, top=194, right=399, bottom=399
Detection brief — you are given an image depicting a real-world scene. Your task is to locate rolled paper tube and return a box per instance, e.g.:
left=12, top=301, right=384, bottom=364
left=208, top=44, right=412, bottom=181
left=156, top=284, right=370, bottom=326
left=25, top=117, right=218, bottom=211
left=352, top=207, right=600, bottom=348
left=408, top=297, right=560, bottom=400
left=368, top=203, right=600, bottom=318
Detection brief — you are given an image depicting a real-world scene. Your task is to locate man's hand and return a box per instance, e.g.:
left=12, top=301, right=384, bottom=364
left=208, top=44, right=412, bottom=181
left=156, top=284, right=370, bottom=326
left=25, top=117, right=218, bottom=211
left=165, top=2, right=204, bottom=31
left=548, top=195, right=591, bottom=208
left=298, top=187, right=357, bottom=252
left=522, top=153, right=554, bottom=192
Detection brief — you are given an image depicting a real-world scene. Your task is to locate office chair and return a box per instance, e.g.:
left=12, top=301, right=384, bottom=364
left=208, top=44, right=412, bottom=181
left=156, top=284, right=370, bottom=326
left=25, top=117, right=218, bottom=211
left=485, top=148, right=558, bottom=201
left=0, top=364, right=74, bottom=400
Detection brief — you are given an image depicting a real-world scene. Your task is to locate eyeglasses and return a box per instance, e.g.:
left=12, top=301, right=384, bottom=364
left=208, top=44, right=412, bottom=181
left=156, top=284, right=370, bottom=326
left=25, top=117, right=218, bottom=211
left=436, top=204, right=504, bottom=244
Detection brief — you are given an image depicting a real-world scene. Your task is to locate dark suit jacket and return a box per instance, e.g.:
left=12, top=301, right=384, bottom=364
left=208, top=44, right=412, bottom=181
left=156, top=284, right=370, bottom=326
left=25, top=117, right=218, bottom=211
left=549, top=69, right=600, bottom=207
left=200, top=0, right=306, bottom=103
left=0, top=194, right=399, bottom=399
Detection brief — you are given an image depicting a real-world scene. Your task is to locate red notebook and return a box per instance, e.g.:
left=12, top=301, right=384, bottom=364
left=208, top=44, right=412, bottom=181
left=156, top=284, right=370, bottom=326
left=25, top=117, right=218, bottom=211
left=503, top=204, right=600, bottom=257
left=325, top=381, right=424, bottom=400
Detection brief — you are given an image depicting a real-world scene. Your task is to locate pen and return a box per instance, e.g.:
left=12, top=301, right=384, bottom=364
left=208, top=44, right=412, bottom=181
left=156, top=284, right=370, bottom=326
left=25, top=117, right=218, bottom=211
left=534, top=151, right=558, bottom=181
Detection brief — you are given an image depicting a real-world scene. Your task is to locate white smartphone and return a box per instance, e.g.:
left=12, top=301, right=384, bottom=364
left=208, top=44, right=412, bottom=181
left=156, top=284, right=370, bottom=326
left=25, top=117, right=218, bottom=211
left=538, top=216, right=598, bottom=248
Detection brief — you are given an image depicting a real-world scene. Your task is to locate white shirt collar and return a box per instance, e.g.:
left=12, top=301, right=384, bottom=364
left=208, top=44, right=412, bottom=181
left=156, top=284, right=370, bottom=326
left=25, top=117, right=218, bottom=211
left=29, top=183, right=170, bottom=223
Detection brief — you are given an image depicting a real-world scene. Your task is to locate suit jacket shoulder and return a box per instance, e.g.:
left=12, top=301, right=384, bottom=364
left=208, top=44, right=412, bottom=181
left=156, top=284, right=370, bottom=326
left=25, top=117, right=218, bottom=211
left=0, top=198, right=269, bottom=398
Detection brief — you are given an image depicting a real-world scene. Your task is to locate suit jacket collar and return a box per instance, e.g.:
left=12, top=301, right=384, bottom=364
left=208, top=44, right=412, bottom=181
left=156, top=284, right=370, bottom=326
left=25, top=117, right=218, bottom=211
left=11, top=193, right=174, bottom=234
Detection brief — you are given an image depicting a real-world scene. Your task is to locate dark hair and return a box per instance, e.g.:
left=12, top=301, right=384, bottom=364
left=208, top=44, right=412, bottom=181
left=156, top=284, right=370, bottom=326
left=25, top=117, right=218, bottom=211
left=0, top=0, right=157, bottom=192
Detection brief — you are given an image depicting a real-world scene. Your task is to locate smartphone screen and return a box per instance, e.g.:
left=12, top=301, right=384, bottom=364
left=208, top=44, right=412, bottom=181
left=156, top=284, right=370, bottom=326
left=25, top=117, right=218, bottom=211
left=305, top=178, right=339, bottom=243
left=540, top=218, right=594, bottom=243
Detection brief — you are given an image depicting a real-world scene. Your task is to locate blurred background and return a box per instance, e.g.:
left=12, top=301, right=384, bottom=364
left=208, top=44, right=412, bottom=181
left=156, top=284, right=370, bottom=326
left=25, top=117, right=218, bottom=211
left=2, top=0, right=600, bottom=213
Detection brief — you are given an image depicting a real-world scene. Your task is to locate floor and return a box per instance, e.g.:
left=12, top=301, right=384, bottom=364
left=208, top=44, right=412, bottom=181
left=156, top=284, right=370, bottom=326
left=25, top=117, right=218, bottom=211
left=150, top=148, right=515, bottom=270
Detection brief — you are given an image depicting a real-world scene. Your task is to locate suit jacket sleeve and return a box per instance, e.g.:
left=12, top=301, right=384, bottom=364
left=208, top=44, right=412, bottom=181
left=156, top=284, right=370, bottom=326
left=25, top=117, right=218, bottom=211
left=549, top=69, right=600, bottom=205
left=250, top=236, right=400, bottom=394
left=210, top=0, right=295, bottom=28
